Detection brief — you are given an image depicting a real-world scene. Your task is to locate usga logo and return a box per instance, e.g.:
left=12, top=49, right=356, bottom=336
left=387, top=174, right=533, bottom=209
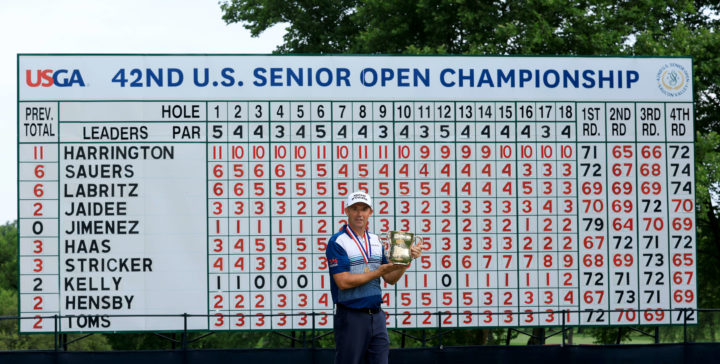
left=656, top=63, right=689, bottom=97
left=26, top=69, right=86, bottom=87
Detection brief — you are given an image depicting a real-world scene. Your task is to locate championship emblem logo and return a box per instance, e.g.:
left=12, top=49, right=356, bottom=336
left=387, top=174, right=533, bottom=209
left=657, top=63, right=689, bottom=97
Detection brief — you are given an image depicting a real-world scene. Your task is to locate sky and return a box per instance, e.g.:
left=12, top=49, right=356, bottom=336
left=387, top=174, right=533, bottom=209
left=0, top=0, right=285, bottom=224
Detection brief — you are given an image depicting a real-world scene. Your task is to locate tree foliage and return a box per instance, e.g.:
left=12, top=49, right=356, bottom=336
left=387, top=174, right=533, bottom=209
left=0, top=221, right=18, bottom=291
left=221, top=0, right=719, bottom=127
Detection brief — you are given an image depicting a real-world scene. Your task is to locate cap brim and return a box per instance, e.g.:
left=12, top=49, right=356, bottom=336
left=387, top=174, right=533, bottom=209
left=348, top=201, right=372, bottom=209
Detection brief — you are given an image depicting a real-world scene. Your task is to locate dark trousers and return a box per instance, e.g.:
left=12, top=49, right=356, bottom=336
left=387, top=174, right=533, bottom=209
left=333, top=305, right=389, bottom=364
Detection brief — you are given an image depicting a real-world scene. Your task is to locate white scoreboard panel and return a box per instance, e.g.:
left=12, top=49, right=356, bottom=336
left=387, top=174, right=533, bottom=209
left=18, top=55, right=696, bottom=332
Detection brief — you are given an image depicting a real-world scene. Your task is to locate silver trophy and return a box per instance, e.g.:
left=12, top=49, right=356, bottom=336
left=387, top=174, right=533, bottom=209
left=379, top=231, right=424, bottom=265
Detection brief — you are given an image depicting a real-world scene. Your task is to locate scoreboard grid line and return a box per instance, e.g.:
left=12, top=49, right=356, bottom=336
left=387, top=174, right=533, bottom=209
left=514, top=102, right=520, bottom=325
left=15, top=55, right=19, bottom=333
left=309, top=103, right=314, bottom=328
left=56, top=101, right=61, bottom=333
left=633, top=102, right=641, bottom=322
left=604, top=103, right=612, bottom=324
left=21, top=141, right=698, bottom=145
left=664, top=105, right=672, bottom=323
left=205, top=102, right=210, bottom=330
left=388, top=105, right=394, bottom=326
left=575, top=101, right=583, bottom=325
left=454, top=102, right=459, bottom=324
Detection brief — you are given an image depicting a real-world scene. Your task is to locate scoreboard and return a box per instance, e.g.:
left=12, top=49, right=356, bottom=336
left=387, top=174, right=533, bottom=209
left=18, top=55, right=696, bottom=332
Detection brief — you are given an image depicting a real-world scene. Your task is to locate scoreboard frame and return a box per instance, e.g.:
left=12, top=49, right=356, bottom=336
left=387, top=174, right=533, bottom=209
left=17, top=54, right=697, bottom=333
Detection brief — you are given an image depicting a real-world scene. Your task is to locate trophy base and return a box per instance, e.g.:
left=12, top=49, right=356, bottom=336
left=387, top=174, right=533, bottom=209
left=390, top=261, right=411, bottom=266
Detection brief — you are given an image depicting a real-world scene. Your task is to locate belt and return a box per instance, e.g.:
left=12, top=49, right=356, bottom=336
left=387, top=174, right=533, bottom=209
left=337, top=304, right=381, bottom=314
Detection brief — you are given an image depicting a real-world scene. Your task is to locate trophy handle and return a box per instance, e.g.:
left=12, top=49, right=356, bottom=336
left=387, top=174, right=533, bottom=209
left=379, top=232, right=389, bottom=251
left=414, top=236, right=425, bottom=251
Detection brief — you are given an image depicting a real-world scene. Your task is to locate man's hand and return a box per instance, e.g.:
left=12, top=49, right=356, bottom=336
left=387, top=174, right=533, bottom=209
left=380, top=262, right=409, bottom=285
left=410, top=241, right=424, bottom=259
left=377, top=263, right=407, bottom=275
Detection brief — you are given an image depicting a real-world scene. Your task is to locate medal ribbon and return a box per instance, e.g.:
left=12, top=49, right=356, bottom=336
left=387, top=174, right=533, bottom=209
left=345, top=225, right=371, bottom=265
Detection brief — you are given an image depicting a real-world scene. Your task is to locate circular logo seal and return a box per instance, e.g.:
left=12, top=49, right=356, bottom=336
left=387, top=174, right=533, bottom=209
left=656, top=63, right=689, bottom=97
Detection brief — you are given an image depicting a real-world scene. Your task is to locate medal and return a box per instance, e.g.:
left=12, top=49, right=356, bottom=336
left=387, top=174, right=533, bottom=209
left=345, top=225, right=372, bottom=272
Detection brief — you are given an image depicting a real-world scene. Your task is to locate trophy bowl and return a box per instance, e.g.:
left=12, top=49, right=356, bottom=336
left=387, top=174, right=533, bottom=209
left=379, top=231, right=423, bottom=265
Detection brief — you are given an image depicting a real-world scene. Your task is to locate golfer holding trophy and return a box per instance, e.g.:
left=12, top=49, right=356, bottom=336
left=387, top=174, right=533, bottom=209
left=326, top=191, right=424, bottom=364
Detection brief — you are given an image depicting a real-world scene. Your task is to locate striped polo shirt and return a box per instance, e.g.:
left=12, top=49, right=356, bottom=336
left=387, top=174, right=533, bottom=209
left=326, top=225, right=388, bottom=309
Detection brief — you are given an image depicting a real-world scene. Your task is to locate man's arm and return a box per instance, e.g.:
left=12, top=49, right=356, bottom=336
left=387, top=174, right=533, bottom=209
left=333, top=264, right=406, bottom=290
left=381, top=265, right=407, bottom=285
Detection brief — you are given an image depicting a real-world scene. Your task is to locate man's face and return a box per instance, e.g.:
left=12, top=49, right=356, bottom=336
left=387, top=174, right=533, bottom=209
left=345, top=203, right=372, bottom=232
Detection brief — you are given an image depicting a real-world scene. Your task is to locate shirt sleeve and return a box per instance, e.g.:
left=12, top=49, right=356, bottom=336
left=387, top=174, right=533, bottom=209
left=381, top=244, right=389, bottom=264
left=326, top=237, right=350, bottom=275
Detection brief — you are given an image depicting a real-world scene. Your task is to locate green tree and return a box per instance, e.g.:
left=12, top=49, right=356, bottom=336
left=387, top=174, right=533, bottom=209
left=221, top=0, right=359, bottom=53
left=0, top=221, right=18, bottom=291
left=221, top=0, right=719, bottom=123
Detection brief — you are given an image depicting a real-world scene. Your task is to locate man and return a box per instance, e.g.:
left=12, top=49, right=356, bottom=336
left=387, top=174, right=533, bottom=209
left=326, top=191, right=423, bottom=364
